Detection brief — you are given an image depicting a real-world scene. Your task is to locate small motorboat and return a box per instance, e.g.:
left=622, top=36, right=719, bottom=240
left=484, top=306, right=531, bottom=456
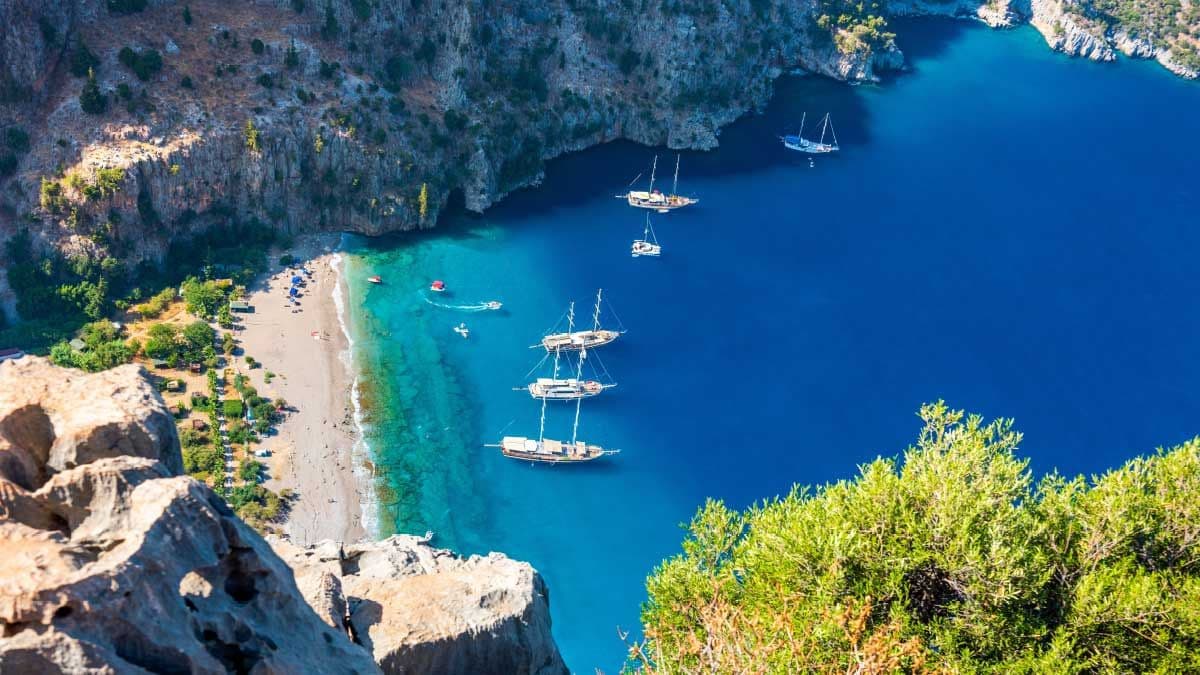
left=367, top=275, right=382, bottom=284
left=453, top=322, right=469, bottom=338
left=430, top=280, right=447, bottom=292
left=484, top=301, right=503, bottom=310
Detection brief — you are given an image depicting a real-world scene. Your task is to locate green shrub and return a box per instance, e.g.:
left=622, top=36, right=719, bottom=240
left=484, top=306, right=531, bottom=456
left=222, top=398, right=244, bottom=418
left=5, top=127, right=30, bottom=153
left=118, top=47, right=163, bottom=81
left=0, top=154, right=15, bottom=177
left=636, top=403, right=1200, bottom=672
left=285, top=40, right=301, bottom=69
left=182, top=5, right=192, bottom=24
left=106, top=0, right=147, bottom=14
left=180, top=76, right=194, bottom=89
left=279, top=253, right=295, bottom=266
left=250, top=38, right=265, bottom=55
left=69, top=43, right=100, bottom=77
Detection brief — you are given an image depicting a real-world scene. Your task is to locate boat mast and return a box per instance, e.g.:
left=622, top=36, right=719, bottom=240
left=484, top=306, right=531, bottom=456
left=592, top=288, right=603, bottom=332
left=672, top=154, right=680, bottom=195
left=820, top=114, right=829, bottom=145
left=643, top=214, right=651, bottom=241
left=571, top=382, right=582, bottom=444
left=648, top=156, right=657, bottom=192
left=541, top=302, right=572, bottom=441
left=799, top=112, right=807, bottom=138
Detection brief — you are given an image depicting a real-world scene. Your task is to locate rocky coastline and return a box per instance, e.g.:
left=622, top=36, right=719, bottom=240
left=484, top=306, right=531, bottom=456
left=0, top=356, right=567, bottom=674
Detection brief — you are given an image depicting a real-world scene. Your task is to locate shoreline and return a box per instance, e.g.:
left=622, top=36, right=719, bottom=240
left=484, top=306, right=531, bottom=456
left=238, top=233, right=370, bottom=546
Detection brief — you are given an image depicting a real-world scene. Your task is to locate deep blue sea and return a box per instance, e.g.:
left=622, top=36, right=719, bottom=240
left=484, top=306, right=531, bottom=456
left=339, top=20, right=1200, bottom=671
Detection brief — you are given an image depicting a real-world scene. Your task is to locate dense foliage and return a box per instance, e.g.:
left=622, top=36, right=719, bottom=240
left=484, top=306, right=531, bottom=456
left=635, top=403, right=1200, bottom=673
left=48, top=320, right=136, bottom=372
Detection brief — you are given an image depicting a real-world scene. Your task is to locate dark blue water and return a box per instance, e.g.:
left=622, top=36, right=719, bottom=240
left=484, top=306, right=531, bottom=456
left=343, top=19, right=1200, bottom=671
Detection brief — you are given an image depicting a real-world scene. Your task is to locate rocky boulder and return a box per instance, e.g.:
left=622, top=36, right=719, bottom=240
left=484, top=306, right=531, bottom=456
left=0, top=357, right=380, bottom=673
left=273, top=535, right=568, bottom=675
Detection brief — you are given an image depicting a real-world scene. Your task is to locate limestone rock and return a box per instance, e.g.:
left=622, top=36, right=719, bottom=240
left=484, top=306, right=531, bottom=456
left=274, top=535, right=569, bottom=675
left=0, top=358, right=379, bottom=674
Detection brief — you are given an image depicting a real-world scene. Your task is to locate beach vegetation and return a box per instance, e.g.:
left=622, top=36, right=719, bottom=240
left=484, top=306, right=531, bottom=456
left=182, top=278, right=229, bottom=319
left=229, top=484, right=284, bottom=524
left=48, top=320, right=136, bottom=372
left=633, top=403, right=1200, bottom=673
left=133, top=287, right=177, bottom=319
left=180, top=428, right=223, bottom=480
left=245, top=355, right=258, bottom=368
left=222, top=398, right=245, bottom=419
left=221, top=331, right=236, bottom=354
left=142, top=320, right=213, bottom=366
left=279, top=254, right=296, bottom=266
left=238, top=459, right=264, bottom=482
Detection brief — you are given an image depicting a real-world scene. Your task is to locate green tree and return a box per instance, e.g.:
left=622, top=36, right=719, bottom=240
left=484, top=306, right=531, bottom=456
left=143, top=323, right=179, bottom=360
left=182, top=278, right=226, bottom=318
left=79, top=68, right=107, bottom=114
left=285, top=39, right=300, bottom=69
left=182, top=4, right=192, bottom=24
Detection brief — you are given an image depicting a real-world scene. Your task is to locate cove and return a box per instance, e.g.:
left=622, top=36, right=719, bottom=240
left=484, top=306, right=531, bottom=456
left=340, top=18, right=1200, bottom=671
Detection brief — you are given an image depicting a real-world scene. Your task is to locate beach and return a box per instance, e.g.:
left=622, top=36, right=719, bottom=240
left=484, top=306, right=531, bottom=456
left=238, top=233, right=367, bottom=546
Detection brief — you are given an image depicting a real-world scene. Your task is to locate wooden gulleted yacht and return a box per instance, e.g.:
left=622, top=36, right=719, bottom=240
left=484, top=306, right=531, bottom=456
left=782, top=112, right=839, bottom=154
left=618, top=155, right=698, bottom=213
left=491, top=313, right=619, bottom=464
left=536, top=289, right=623, bottom=351
left=496, top=436, right=616, bottom=463
left=518, top=302, right=615, bottom=400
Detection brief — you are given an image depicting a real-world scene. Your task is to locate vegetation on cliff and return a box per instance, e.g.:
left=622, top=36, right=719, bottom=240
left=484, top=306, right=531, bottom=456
left=634, top=403, right=1200, bottom=672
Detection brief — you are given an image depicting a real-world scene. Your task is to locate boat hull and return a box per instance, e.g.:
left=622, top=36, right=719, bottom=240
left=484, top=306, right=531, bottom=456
left=540, top=329, right=620, bottom=351
left=497, top=436, right=616, bottom=463
left=632, top=241, right=661, bottom=257
left=782, top=137, right=838, bottom=154
left=527, top=379, right=609, bottom=400
left=623, top=191, right=698, bottom=212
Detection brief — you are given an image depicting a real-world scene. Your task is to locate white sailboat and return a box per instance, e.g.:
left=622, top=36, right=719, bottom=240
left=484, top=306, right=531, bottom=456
left=490, top=310, right=619, bottom=464
left=782, top=112, right=839, bottom=154
left=536, top=288, right=623, bottom=351
left=632, top=214, right=661, bottom=257
left=517, top=302, right=615, bottom=400
left=617, top=154, right=698, bottom=213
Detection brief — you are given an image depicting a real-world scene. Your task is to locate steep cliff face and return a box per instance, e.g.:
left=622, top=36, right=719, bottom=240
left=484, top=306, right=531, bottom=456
left=0, top=0, right=896, bottom=262
left=0, top=0, right=1194, bottom=269
left=0, top=357, right=567, bottom=674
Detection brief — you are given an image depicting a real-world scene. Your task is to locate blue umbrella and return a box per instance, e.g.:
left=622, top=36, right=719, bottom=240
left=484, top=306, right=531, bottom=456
left=291, top=275, right=302, bottom=284
left=289, top=287, right=298, bottom=296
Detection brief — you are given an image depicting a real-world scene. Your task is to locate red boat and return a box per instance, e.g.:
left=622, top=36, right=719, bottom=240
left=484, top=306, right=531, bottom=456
left=430, top=280, right=446, bottom=292
left=367, top=276, right=382, bottom=284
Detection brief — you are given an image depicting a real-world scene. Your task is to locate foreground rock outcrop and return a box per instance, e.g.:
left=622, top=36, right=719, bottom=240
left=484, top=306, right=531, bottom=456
left=274, top=535, right=567, bottom=675
left=0, top=357, right=566, bottom=674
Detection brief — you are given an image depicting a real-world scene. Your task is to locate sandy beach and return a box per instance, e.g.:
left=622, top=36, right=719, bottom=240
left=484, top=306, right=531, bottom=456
left=238, top=233, right=367, bottom=546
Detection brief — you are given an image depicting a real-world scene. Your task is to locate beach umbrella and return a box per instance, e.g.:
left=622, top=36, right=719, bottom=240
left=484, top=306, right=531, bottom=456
left=291, top=275, right=302, bottom=284
left=289, top=287, right=298, bottom=296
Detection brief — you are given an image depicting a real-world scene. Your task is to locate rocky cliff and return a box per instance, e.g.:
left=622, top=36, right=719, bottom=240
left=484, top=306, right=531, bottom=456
left=0, top=0, right=1195, bottom=269
left=0, top=356, right=567, bottom=674
left=274, top=536, right=567, bottom=675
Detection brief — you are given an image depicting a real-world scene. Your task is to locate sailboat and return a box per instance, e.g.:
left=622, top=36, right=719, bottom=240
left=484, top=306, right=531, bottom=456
left=782, top=112, right=839, bottom=154
left=518, top=302, right=615, bottom=400
left=632, top=214, right=661, bottom=257
left=490, top=311, right=619, bottom=463
left=617, top=155, right=698, bottom=213
left=536, top=288, right=623, bottom=351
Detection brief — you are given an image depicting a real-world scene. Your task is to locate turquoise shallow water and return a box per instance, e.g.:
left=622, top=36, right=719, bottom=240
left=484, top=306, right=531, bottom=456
left=340, top=20, right=1200, bottom=671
